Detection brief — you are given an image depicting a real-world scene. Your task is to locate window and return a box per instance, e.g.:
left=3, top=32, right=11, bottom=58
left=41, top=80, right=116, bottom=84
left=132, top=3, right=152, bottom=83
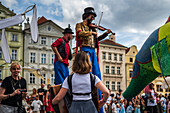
left=41, top=54, right=46, bottom=64
left=130, top=58, right=133, bottom=62
left=166, top=88, right=170, bottom=92
left=12, top=34, right=17, bottom=41
left=51, top=38, right=56, bottom=44
left=102, top=52, right=106, bottom=59
left=0, top=33, right=1, bottom=40
left=117, top=82, right=121, bottom=91
left=112, top=82, right=115, bottom=91
left=106, top=66, right=109, bottom=74
left=0, top=49, right=2, bottom=59
left=41, top=74, right=46, bottom=84
left=106, top=81, right=109, bottom=89
left=0, top=70, right=1, bottom=80
left=108, top=53, right=111, bottom=60
left=117, top=67, right=120, bottom=74
left=51, top=74, right=55, bottom=84
left=41, top=37, right=46, bottom=45
left=111, top=66, right=115, bottom=74
left=12, top=49, right=17, bottom=60
left=51, top=54, right=55, bottom=64
left=30, top=73, right=35, bottom=84
left=119, top=54, right=122, bottom=61
left=30, top=53, right=36, bottom=63
left=1, top=17, right=5, bottom=19
left=114, top=54, right=117, bottom=61
left=129, top=71, right=133, bottom=77
left=156, top=85, right=163, bottom=92
left=48, top=26, right=51, bottom=31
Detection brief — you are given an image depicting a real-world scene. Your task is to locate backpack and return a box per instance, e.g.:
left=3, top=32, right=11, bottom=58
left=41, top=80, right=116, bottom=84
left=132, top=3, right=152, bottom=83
left=64, top=73, right=99, bottom=111
left=57, top=38, right=72, bottom=60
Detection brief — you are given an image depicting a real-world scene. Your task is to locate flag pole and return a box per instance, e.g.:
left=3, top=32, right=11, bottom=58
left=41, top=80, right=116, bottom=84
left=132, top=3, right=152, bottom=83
left=162, top=75, right=170, bottom=89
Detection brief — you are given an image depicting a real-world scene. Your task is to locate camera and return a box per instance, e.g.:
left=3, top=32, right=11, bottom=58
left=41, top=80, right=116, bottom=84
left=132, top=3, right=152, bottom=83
left=19, top=89, right=27, bottom=92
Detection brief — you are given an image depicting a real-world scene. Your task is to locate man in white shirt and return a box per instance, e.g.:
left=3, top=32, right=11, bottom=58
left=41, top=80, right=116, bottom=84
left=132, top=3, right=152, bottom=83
left=112, top=99, right=117, bottom=113
left=31, top=95, right=43, bottom=113
left=160, top=94, right=166, bottom=112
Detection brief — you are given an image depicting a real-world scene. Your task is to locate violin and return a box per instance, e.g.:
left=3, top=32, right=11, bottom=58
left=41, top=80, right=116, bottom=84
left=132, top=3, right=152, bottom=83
left=88, top=23, right=115, bottom=35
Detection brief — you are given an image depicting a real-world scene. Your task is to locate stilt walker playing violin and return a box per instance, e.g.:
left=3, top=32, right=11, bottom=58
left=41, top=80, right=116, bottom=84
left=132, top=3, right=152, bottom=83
left=75, top=7, right=112, bottom=113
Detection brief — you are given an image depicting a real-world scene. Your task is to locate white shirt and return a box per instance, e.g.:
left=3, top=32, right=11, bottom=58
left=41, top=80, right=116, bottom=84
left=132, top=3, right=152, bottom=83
left=112, top=103, right=117, bottom=113
left=31, top=100, right=43, bottom=111
left=106, top=96, right=112, bottom=104
left=62, top=73, right=101, bottom=100
left=161, top=97, right=166, bottom=105
left=103, top=104, right=107, bottom=113
left=147, top=90, right=157, bottom=106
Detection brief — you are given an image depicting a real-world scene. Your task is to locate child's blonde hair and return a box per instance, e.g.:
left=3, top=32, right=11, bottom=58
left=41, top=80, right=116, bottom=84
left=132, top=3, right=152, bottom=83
left=72, top=51, right=92, bottom=74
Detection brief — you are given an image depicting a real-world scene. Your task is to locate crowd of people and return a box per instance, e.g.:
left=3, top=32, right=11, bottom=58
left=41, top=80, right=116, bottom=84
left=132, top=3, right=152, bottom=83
left=0, top=62, right=54, bottom=113
left=103, top=85, right=170, bottom=113
left=0, top=6, right=170, bottom=113
left=23, top=83, right=54, bottom=113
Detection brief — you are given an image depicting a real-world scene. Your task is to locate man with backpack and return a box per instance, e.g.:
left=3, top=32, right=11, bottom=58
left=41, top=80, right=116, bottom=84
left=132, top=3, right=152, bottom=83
left=51, top=26, right=73, bottom=85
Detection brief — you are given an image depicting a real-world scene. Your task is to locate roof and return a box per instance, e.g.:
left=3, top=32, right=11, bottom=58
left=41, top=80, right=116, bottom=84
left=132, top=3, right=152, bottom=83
left=37, top=16, right=64, bottom=30
left=126, top=45, right=138, bottom=54
left=166, top=16, right=170, bottom=24
left=24, top=16, right=64, bottom=31
left=126, top=48, right=130, bottom=54
left=37, top=16, right=48, bottom=24
left=99, top=39, right=127, bottom=48
left=0, top=2, right=16, bottom=16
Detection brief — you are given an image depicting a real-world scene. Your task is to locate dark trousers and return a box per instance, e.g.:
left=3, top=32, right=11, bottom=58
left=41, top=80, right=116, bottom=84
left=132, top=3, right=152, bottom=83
left=147, top=106, right=157, bottom=113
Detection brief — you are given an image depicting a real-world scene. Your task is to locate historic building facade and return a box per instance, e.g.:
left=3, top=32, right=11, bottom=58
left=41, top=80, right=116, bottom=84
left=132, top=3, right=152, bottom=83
left=23, top=16, right=72, bottom=92
left=125, top=45, right=138, bottom=88
left=0, top=2, right=23, bottom=79
left=125, top=46, right=169, bottom=95
left=152, top=76, right=169, bottom=94
left=99, top=34, right=127, bottom=93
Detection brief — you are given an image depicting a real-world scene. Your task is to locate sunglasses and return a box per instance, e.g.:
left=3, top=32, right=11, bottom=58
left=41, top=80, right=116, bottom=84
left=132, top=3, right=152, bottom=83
left=12, top=68, right=20, bottom=70
left=91, top=16, right=95, bottom=19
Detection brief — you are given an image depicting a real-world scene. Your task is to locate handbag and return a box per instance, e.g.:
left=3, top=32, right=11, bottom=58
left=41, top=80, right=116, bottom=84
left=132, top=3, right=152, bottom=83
left=17, top=102, right=26, bottom=113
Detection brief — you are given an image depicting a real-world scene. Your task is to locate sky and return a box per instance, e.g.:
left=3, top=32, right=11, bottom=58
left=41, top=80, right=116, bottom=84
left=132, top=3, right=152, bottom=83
left=1, top=0, right=170, bottom=50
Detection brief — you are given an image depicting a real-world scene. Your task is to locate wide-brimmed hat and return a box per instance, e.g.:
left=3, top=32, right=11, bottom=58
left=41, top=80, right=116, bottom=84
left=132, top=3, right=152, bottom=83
left=63, top=27, right=74, bottom=34
left=113, top=99, right=117, bottom=101
left=83, top=7, right=97, bottom=17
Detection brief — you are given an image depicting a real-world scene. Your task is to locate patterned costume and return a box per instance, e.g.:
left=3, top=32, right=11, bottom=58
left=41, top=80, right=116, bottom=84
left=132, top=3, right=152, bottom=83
left=123, top=16, right=170, bottom=99
left=75, top=7, right=110, bottom=113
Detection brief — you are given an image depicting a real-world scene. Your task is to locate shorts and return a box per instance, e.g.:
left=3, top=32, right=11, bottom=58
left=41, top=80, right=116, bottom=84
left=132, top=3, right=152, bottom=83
left=40, top=105, right=46, bottom=111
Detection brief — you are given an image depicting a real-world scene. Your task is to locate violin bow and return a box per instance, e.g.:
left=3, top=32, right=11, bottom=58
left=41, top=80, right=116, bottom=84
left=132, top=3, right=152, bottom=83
left=96, top=12, right=103, bottom=34
left=96, top=12, right=115, bottom=35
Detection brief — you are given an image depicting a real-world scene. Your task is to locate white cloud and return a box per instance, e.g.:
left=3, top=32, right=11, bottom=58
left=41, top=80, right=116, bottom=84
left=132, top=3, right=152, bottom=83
left=38, top=0, right=59, bottom=6
left=61, top=0, right=94, bottom=22
left=51, top=8, right=62, bottom=17
left=3, top=0, right=170, bottom=50
left=123, top=36, right=146, bottom=50
left=1, top=0, right=18, bottom=8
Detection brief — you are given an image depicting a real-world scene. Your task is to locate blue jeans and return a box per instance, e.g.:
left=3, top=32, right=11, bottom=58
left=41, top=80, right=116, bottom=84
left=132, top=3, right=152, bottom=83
left=81, top=46, right=103, bottom=113
left=0, top=104, right=18, bottom=113
left=54, top=61, right=69, bottom=85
